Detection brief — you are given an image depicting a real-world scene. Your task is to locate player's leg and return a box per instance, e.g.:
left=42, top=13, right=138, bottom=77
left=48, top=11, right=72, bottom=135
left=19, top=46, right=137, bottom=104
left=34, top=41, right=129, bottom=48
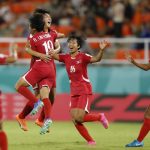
left=125, top=105, right=150, bottom=147
left=70, top=96, right=95, bottom=145
left=39, top=86, right=52, bottom=134
left=35, top=87, right=55, bottom=126
left=0, top=122, right=8, bottom=150
left=0, top=93, right=8, bottom=150
left=15, top=70, right=39, bottom=131
left=74, top=95, right=109, bottom=128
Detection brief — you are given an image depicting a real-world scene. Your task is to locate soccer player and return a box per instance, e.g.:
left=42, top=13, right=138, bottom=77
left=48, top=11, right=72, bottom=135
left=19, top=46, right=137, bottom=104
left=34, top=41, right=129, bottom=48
left=16, top=9, right=63, bottom=131
left=15, top=13, right=58, bottom=134
left=0, top=44, right=18, bottom=150
left=50, top=33, right=110, bottom=145
left=125, top=54, right=150, bottom=147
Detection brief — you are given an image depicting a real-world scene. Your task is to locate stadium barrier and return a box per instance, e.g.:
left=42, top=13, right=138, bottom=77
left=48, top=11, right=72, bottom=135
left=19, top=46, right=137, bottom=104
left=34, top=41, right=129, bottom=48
left=1, top=93, right=148, bottom=122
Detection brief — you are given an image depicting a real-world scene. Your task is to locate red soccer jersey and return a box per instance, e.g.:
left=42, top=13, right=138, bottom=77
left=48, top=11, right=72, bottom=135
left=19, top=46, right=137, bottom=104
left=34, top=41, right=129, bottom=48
left=28, top=30, right=57, bottom=69
left=59, top=52, right=92, bottom=96
left=0, top=54, right=6, bottom=65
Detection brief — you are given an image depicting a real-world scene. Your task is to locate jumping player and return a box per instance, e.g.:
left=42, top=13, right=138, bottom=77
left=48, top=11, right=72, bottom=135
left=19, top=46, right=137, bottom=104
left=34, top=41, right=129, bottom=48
left=15, top=13, right=58, bottom=134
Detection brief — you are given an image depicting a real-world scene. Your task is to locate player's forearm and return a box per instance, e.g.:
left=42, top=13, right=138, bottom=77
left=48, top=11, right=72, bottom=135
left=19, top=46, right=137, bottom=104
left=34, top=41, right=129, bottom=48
left=91, top=49, right=104, bottom=63
left=51, top=53, right=59, bottom=61
left=57, top=33, right=65, bottom=38
left=25, top=48, right=41, bottom=58
left=5, top=56, right=16, bottom=63
left=132, top=61, right=150, bottom=71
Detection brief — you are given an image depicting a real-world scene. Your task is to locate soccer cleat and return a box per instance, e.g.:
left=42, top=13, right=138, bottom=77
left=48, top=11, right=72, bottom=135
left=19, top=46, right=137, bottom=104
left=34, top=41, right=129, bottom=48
left=87, top=141, right=96, bottom=145
left=30, top=100, right=44, bottom=115
left=125, top=140, right=144, bottom=147
left=35, top=119, right=50, bottom=133
left=16, top=114, right=28, bottom=131
left=100, top=113, right=109, bottom=129
left=40, top=119, right=52, bottom=135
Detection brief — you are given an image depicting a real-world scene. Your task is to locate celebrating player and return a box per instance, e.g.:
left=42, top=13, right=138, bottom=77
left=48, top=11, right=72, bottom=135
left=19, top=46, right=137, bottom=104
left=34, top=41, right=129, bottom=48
left=15, top=9, right=63, bottom=132
left=0, top=44, right=18, bottom=150
left=125, top=53, right=150, bottom=147
left=49, top=33, right=110, bottom=145
left=15, top=12, right=59, bottom=134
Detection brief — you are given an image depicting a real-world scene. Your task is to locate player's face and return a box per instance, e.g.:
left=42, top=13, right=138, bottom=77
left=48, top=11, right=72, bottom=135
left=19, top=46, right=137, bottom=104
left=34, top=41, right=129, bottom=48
left=43, top=13, right=52, bottom=28
left=68, top=39, right=79, bottom=54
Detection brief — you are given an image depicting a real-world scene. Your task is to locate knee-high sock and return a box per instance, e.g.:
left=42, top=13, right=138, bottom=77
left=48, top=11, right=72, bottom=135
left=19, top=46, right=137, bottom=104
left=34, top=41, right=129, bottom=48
left=19, top=101, right=34, bottom=119
left=83, top=113, right=101, bottom=122
left=75, top=123, right=94, bottom=142
left=0, top=131, right=8, bottom=150
left=38, top=107, right=45, bottom=122
left=137, top=118, right=150, bottom=142
left=18, top=86, right=37, bottom=103
left=42, top=98, right=52, bottom=119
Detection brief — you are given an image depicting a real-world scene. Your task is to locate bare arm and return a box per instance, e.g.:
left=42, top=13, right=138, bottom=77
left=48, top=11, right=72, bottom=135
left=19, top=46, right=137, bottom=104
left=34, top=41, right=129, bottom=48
left=53, top=39, right=61, bottom=54
left=6, top=43, right=18, bottom=63
left=57, top=32, right=65, bottom=38
left=25, top=40, right=50, bottom=62
left=90, top=40, right=110, bottom=63
left=126, top=54, right=150, bottom=71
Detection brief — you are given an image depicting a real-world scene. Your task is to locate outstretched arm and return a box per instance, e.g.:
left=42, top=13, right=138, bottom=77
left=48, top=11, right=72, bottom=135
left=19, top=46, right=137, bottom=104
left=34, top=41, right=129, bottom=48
left=126, top=53, right=150, bottom=71
left=90, top=40, right=110, bottom=63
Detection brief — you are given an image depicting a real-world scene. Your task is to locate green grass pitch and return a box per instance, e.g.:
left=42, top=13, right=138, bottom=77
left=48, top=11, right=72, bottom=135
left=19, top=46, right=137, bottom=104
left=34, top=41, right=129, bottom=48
left=4, top=121, right=150, bottom=150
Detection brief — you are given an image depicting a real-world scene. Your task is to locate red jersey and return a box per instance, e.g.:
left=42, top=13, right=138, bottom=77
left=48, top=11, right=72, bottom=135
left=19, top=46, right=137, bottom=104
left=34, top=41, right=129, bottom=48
left=0, top=54, right=6, bottom=65
left=29, top=30, right=57, bottom=69
left=59, top=52, right=92, bottom=96
left=28, top=29, right=58, bottom=68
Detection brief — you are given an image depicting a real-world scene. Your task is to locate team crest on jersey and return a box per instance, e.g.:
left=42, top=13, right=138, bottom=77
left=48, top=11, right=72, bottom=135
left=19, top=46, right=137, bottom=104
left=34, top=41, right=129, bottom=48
left=76, top=60, right=81, bottom=64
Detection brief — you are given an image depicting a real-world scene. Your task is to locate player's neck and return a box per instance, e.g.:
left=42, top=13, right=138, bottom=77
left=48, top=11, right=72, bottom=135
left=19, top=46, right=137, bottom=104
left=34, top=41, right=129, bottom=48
left=70, top=51, right=79, bottom=57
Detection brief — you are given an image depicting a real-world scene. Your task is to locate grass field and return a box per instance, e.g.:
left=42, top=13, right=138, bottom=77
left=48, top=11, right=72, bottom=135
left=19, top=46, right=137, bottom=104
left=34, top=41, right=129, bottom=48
left=4, top=121, right=150, bottom=150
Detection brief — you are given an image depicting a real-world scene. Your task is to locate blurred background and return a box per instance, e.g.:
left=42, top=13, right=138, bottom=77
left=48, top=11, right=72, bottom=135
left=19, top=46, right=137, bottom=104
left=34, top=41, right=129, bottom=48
left=0, top=0, right=150, bottom=122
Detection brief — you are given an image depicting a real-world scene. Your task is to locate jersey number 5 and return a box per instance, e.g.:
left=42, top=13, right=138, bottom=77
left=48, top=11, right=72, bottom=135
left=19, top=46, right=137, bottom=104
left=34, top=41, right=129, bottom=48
left=43, top=40, right=54, bottom=54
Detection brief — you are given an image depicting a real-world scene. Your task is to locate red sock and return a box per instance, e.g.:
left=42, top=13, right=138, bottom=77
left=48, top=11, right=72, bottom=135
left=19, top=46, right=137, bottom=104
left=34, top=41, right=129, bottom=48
left=137, top=118, right=150, bottom=142
left=42, top=98, right=51, bottom=119
left=75, top=123, right=94, bottom=142
left=19, top=101, right=34, bottom=119
left=38, top=107, right=45, bottom=122
left=18, top=86, right=37, bottom=103
left=83, top=113, right=101, bottom=122
left=0, top=131, right=8, bottom=150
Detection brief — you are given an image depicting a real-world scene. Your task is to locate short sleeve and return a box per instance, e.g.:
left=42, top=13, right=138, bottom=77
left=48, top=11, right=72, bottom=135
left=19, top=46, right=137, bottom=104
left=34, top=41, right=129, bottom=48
left=50, top=29, right=58, bottom=40
left=59, top=54, right=67, bottom=63
left=0, top=54, right=7, bottom=64
left=82, top=53, right=92, bottom=64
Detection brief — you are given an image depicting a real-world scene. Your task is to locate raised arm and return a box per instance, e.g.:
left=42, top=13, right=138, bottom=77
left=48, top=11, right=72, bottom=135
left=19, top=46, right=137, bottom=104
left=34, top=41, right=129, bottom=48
left=57, top=32, right=65, bottom=38
left=53, top=39, right=61, bottom=54
left=90, top=40, right=110, bottom=63
left=5, top=43, right=18, bottom=63
left=126, top=53, right=150, bottom=71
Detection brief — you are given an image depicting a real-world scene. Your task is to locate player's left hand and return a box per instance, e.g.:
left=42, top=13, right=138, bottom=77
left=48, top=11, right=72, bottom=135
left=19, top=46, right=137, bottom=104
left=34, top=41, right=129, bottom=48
left=99, top=40, right=111, bottom=50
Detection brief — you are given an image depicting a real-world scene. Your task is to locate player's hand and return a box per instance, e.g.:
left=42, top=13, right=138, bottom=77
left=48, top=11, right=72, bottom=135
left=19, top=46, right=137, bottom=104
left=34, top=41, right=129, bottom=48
left=125, top=52, right=134, bottom=63
left=99, top=40, right=111, bottom=51
left=40, top=54, right=51, bottom=63
left=49, top=49, right=56, bottom=57
left=11, top=43, right=18, bottom=59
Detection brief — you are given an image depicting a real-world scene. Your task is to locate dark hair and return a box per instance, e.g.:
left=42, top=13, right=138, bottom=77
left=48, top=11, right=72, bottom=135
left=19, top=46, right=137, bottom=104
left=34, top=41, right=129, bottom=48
left=34, top=8, right=50, bottom=15
left=67, top=32, right=85, bottom=49
left=29, top=13, right=44, bottom=32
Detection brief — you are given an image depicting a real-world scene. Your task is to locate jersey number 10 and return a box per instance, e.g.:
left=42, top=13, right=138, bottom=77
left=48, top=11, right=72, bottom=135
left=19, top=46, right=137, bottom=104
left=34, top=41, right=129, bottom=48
left=42, top=40, right=54, bottom=54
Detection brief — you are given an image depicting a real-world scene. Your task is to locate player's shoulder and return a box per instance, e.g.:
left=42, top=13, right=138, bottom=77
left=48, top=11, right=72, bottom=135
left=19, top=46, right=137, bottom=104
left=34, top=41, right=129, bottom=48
left=79, top=52, right=92, bottom=57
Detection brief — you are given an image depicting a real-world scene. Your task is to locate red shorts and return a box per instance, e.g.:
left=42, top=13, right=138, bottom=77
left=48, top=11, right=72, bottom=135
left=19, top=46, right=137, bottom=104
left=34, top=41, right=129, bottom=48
left=23, top=67, right=55, bottom=88
left=33, top=78, right=56, bottom=92
left=70, top=94, right=93, bottom=113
